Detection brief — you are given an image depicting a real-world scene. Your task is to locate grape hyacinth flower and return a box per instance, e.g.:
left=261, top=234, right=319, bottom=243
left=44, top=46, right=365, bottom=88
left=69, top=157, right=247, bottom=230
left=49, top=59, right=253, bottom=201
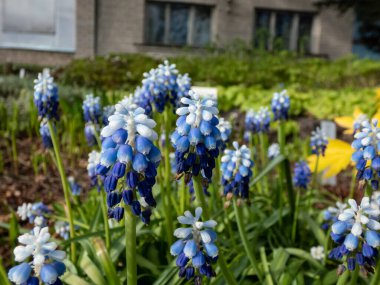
left=87, top=150, right=101, bottom=188
left=268, top=143, right=280, bottom=160
left=83, top=94, right=103, bottom=146
left=33, top=70, right=59, bottom=120
left=217, top=117, right=232, bottom=149
left=171, top=90, right=221, bottom=183
left=329, top=197, right=380, bottom=274
left=254, top=107, right=271, bottom=133
left=96, top=104, right=161, bottom=223
left=8, top=226, right=66, bottom=285
left=55, top=221, right=70, bottom=240
left=245, top=110, right=256, bottom=134
left=103, top=105, right=115, bottom=126
left=141, top=60, right=180, bottom=114
left=17, top=202, right=50, bottom=226
left=68, top=176, right=81, bottom=196
left=221, top=142, right=254, bottom=202
left=170, top=207, right=218, bottom=283
left=176, top=73, right=192, bottom=100
left=310, top=246, right=324, bottom=261
left=293, top=161, right=312, bottom=189
left=39, top=119, right=53, bottom=148
left=322, top=201, right=347, bottom=230
left=310, top=127, right=328, bottom=156
left=351, top=119, right=380, bottom=189
left=271, top=90, right=290, bottom=121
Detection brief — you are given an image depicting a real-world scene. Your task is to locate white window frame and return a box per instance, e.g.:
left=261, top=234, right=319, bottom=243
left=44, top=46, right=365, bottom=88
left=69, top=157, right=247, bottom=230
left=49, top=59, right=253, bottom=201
left=0, top=0, right=76, bottom=52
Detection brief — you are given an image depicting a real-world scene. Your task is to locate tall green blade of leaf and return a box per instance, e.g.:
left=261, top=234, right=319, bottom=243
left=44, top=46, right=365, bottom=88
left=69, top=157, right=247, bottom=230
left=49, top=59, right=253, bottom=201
left=61, top=272, right=93, bottom=285
left=79, top=253, right=107, bottom=285
left=0, top=258, right=11, bottom=285
left=250, top=155, right=285, bottom=186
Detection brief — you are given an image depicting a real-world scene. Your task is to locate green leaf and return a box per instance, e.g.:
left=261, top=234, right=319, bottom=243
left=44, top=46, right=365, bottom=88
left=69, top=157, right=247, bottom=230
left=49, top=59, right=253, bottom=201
left=271, top=247, right=289, bottom=279
left=79, top=253, right=107, bottom=285
left=250, top=154, right=285, bottom=186
left=301, top=214, right=326, bottom=246
left=92, top=237, right=120, bottom=285
left=0, top=258, right=11, bottom=285
left=61, top=272, right=93, bottom=285
left=284, top=248, right=324, bottom=270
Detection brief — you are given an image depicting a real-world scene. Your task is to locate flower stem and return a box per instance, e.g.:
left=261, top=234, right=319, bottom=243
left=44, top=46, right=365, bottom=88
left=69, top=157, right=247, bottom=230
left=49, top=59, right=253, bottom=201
left=100, top=190, right=111, bottom=249
left=124, top=205, right=137, bottom=285
left=291, top=189, right=300, bottom=242
left=193, top=175, right=237, bottom=285
left=260, top=247, right=274, bottom=285
left=312, top=155, right=320, bottom=188
left=47, top=121, right=76, bottom=263
left=233, top=200, right=263, bottom=282
left=370, top=258, right=380, bottom=285
left=259, top=133, right=269, bottom=193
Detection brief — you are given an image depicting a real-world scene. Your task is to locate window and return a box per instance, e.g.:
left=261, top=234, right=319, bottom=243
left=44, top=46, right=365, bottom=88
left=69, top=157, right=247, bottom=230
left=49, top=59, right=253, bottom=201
left=254, top=9, right=314, bottom=53
left=145, top=2, right=212, bottom=47
left=0, top=0, right=76, bottom=52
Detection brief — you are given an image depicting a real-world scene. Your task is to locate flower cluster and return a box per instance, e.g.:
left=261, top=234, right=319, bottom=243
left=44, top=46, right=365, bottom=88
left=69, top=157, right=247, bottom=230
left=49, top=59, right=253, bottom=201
left=33, top=70, right=59, bottom=120
left=83, top=94, right=103, bottom=146
left=352, top=119, right=380, bottom=189
left=268, top=143, right=280, bottom=160
left=17, top=202, right=50, bottom=227
left=293, top=161, right=312, bottom=189
left=139, top=60, right=191, bottom=114
left=102, top=105, right=115, bottom=126
left=39, top=119, right=53, bottom=148
left=170, top=208, right=218, bottom=283
left=88, top=150, right=101, bottom=188
left=244, top=110, right=256, bottom=134
left=221, top=142, right=254, bottom=202
left=68, top=176, right=81, bottom=196
left=96, top=100, right=161, bottom=223
left=8, top=227, right=66, bottom=285
left=171, top=91, right=221, bottom=182
left=310, top=127, right=328, bottom=156
left=254, top=107, right=271, bottom=133
left=271, top=90, right=290, bottom=121
left=217, top=117, right=232, bottom=149
left=55, top=221, right=70, bottom=240
left=310, top=246, right=324, bottom=261
left=322, top=201, right=347, bottom=230
left=329, top=197, right=380, bottom=274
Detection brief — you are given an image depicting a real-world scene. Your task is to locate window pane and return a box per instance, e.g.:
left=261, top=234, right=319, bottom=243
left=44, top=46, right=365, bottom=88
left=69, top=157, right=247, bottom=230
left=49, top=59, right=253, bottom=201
left=298, top=14, right=313, bottom=53
left=275, top=12, right=292, bottom=50
left=254, top=9, right=271, bottom=49
left=169, top=4, right=189, bottom=45
left=193, top=6, right=211, bottom=47
left=146, top=2, right=165, bottom=44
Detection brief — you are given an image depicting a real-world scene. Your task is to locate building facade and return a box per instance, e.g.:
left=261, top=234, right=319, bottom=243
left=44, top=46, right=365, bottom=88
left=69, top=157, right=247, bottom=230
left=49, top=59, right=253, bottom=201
left=0, top=0, right=354, bottom=65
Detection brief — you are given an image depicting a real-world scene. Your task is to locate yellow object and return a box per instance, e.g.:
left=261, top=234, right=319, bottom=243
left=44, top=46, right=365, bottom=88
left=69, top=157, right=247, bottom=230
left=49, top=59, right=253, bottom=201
left=307, top=139, right=353, bottom=178
left=335, top=106, right=380, bottom=135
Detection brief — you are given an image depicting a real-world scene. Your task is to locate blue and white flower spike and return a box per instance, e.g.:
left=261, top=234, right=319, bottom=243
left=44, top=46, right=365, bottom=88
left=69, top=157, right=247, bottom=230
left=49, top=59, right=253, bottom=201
left=254, top=107, right=271, bottom=133
left=271, top=90, right=290, bottom=121
left=217, top=117, right=232, bottom=149
left=55, top=221, right=70, bottom=240
left=245, top=109, right=256, bottom=134
left=293, top=161, right=312, bottom=189
left=88, top=150, right=101, bottom=188
left=310, top=127, right=328, bottom=156
left=102, top=105, right=115, bottom=126
left=170, top=207, right=218, bottom=283
left=171, top=90, right=221, bottom=183
left=82, top=94, right=103, bottom=146
left=268, top=143, right=280, bottom=160
left=176, top=73, right=192, bottom=101
left=96, top=103, right=161, bottom=224
left=68, top=176, right=81, bottom=196
left=351, top=119, right=380, bottom=190
left=329, top=197, right=380, bottom=274
left=221, top=141, right=254, bottom=205
left=8, top=226, right=66, bottom=285
left=33, top=69, right=59, bottom=120
left=141, top=60, right=181, bottom=114
left=17, top=202, right=50, bottom=226
left=39, top=119, right=53, bottom=148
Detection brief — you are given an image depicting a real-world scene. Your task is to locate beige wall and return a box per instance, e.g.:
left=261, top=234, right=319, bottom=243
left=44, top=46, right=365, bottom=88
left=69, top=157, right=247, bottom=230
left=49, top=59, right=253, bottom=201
left=0, top=0, right=354, bottom=65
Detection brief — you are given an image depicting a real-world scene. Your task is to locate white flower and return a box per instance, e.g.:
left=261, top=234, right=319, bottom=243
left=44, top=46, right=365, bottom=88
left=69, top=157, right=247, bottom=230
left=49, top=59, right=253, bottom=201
left=34, top=216, right=45, bottom=227
left=176, top=90, right=218, bottom=128
left=17, top=203, right=32, bottom=221
left=221, top=141, right=252, bottom=177
left=114, top=95, right=138, bottom=115
left=310, top=246, right=324, bottom=261
left=268, top=143, right=280, bottom=159
left=14, top=227, right=65, bottom=273
left=101, top=107, right=158, bottom=143
left=338, top=197, right=380, bottom=236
